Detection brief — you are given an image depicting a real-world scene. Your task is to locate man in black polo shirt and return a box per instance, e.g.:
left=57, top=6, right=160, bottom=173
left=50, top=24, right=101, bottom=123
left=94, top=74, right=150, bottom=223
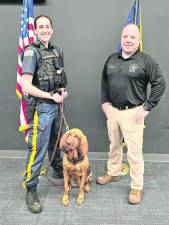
left=96, top=23, right=166, bottom=204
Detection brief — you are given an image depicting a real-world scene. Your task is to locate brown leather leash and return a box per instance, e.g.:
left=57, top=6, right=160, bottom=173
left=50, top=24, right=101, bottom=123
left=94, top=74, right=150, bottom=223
left=39, top=102, right=129, bottom=185
left=39, top=101, right=69, bottom=184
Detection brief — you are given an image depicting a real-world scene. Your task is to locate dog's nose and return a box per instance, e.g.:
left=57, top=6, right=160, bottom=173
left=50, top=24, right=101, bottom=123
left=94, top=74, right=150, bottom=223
left=66, top=141, right=72, bottom=146
left=66, top=143, right=70, bottom=147
left=63, top=147, right=70, bottom=153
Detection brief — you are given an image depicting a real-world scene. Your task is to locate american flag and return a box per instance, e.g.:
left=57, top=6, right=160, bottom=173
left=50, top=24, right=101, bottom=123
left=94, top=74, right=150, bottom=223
left=16, top=0, right=35, bottom=137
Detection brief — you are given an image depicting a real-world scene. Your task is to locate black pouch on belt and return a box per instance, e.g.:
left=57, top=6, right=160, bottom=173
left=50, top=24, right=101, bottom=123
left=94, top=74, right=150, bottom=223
left=23, top=95, right=38, bottom=120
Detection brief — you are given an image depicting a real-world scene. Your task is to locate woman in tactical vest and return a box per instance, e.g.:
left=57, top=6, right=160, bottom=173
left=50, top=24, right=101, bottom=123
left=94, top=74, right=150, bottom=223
left=21, top=15, right=68, bottom=213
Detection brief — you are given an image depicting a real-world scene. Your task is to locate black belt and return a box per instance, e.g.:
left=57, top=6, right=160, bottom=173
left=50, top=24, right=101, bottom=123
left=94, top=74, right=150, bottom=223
left=113, top=103, right=142, bottom=110
left=39, top=98, right=56, bottom=104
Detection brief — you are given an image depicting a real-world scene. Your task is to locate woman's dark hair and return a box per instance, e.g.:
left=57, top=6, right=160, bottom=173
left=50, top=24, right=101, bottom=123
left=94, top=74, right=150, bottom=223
left=34, top=15, right=53, bottom=29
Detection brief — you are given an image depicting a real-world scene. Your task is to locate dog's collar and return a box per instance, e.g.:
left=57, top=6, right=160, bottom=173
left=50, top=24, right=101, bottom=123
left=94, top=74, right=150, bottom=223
left=68, top=155, right=85, bottom=165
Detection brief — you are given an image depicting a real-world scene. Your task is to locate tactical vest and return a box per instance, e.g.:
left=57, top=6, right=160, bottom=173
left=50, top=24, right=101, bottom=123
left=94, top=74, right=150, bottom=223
left=32, top=42, right=67, bottom=92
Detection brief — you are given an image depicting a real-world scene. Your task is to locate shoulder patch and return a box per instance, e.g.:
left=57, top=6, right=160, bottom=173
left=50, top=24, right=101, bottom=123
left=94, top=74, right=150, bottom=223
left=24, top=49, right=34, bottom=57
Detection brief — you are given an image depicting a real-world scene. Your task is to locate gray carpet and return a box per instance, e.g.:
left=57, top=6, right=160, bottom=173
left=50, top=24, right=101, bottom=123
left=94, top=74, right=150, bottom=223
left=0, top=153, right=169, bottom=225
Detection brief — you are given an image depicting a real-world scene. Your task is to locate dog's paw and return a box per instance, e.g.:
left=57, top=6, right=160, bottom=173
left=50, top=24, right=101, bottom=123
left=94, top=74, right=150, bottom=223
left=62, top=194, right=69, bottom=206
left=84, top=184, right=90, bottom=192
left=77, top=193, right=85, bottom=205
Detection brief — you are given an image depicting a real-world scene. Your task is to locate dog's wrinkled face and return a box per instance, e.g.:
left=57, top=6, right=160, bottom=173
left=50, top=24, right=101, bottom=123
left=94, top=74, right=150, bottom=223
left=66, top=134, right=80, bottom=151
left=60, top=128, right=88, bottom=162
left=62, top=133, right=81, bottom=160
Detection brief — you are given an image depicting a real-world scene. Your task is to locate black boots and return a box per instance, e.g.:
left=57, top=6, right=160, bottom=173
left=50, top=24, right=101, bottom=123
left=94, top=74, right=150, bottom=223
left=53, top=160, right=63, bottom=179
left=53, top=167, right=63, bottom=179
left=25, top=186, right=42, bottom=213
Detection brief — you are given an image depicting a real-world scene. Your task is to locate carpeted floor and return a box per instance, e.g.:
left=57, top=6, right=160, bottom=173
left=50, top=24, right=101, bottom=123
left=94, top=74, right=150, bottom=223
left=0, top=152, right=169, bottom=225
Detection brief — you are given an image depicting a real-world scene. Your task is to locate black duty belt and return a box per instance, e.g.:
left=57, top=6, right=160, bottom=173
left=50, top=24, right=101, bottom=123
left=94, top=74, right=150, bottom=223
left=39, top=98, right=56, bottom=104
left=112, top=103, right=142, bottom=110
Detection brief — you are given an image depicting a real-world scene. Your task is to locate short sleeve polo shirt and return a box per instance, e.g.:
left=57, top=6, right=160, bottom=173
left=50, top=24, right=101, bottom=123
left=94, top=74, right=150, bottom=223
left=22, top=46, right=38, bottom=75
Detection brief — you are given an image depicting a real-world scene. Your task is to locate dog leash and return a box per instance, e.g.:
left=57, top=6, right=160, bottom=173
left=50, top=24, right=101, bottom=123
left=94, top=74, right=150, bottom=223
left=60, top=101, right=70, bottom=131
left=39, top=101, right=70, bottom=181
left=39, top=102, right=129, bottom=181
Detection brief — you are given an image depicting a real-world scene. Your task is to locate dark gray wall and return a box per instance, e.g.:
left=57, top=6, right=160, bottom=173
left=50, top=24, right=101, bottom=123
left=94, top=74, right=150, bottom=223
left=0, top=0, right=168, bottom=153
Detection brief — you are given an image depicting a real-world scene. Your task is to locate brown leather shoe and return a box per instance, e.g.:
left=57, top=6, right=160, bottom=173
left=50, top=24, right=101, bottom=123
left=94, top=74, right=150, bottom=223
left=128, top=189, right=143, bottom=204
left=96, top=174, right=120, bottom=185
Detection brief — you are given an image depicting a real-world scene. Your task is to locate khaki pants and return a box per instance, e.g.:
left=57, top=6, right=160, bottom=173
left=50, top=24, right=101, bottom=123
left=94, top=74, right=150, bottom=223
left=106, top=105, right=145, bottom=190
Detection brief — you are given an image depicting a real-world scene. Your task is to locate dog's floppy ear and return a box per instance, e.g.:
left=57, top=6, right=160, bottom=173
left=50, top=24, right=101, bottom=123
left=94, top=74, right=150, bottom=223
left=60, top=131, right=69, bottom=149
left=79, top=134, right=88, bottom=156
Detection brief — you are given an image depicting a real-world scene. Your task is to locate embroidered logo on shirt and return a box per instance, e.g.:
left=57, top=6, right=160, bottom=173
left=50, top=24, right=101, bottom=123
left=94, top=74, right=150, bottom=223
left=129, top=64, right=139, bottom=73
left=24, top=49, right=34, bottom=57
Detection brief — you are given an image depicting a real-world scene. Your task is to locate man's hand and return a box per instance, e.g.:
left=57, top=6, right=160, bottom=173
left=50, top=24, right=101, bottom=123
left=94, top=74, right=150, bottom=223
left=102, top=102, right=111, bottom=118
left=133, top=105, right=150, bottom=124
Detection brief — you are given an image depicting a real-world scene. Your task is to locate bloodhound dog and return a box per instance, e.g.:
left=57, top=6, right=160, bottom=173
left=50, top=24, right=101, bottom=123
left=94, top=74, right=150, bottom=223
left=60, top=128, right=92, bottom=206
